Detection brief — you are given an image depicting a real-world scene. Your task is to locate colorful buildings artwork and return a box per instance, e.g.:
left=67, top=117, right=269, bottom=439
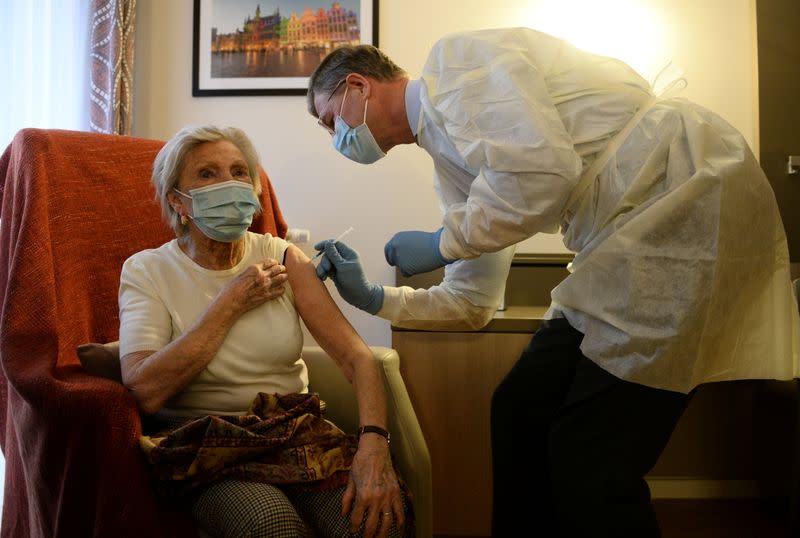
left=211, top=3, right=361, bottom=53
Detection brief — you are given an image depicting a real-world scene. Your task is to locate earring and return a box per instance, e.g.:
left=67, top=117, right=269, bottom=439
left=180, top=214, right=188, bottom=226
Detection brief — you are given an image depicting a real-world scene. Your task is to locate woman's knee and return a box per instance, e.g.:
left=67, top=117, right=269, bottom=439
left=192, top=480, right=309, bottom=538
left=246, top=501, right=309, bottom=538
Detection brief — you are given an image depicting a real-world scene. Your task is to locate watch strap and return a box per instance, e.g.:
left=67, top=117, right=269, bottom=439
left=358, top=425, right=390, bottom=443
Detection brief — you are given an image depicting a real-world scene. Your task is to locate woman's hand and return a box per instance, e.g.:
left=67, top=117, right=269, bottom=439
left=217, top=258, right=288, bottom=315
left=343, top=435, right=405, bottom=538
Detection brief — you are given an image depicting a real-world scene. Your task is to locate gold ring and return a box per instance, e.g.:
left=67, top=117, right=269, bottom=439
left=382, top=511, right=392, bottom=517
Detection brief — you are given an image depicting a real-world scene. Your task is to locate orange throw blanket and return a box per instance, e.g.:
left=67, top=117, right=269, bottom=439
left=0, top=128, right=288, bottom=538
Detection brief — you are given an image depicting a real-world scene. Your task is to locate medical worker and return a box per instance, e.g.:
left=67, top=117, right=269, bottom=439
left=307, top=27, right=799, bottom=537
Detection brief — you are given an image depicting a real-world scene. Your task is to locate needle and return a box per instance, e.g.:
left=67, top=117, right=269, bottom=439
left=311, top=226, right=354, bottom=261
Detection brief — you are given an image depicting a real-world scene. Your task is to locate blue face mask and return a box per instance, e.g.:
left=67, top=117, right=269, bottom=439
left=175, top=180, right=260, bottom=242
left=332, top=86, right=386, bottom=165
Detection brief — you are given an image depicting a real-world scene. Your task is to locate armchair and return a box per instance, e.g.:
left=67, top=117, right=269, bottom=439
left=0, top=129, right=431, bottom=538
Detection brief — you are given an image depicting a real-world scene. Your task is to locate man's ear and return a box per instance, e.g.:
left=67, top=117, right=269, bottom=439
left=345, top=73, right=371, bottom=98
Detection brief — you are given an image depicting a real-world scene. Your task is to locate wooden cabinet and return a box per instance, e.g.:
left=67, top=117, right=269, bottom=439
left=392, top=330, right=532, bottom=537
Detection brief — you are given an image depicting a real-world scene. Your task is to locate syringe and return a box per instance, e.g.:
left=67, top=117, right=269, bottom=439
left=311, top=226, right=354, bottom=261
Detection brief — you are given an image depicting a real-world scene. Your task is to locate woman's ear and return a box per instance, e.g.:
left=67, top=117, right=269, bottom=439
left=167, top=190, right=183, bottom=213
left=166, top=191, right=188, bottom=223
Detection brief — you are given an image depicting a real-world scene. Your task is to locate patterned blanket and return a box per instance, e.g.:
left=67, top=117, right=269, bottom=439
left=140, top=392, right=357, bottom=501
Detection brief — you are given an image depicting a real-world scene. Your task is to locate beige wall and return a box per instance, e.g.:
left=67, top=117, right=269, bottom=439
left=133, top=0, right=758, bottom=346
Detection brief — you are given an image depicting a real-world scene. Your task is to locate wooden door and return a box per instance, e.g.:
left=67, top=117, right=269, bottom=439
left=757, top=0, right=800, bottom=260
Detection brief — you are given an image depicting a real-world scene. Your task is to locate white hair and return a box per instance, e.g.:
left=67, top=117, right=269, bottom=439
left=151, top=125, right=263, bottom=234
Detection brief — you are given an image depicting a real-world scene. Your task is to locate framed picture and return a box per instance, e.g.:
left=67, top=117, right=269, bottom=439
left=192, top=0, right=379, bottom=96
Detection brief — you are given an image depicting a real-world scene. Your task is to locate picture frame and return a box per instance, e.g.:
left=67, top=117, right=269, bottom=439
left=192, top=0, right=379, bottom=96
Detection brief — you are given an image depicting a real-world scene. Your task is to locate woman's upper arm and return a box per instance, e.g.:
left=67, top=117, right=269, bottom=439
left=119, top=256, right=172, bottom=359
left=283, top=244, right=366, bottom=365
left=283, top=244, right=345, bottom=329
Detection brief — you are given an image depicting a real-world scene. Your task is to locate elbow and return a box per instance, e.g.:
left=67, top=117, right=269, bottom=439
left=120, top=351, right=165, bottom=415
left=463, top=305, right=497, bottom=330
left=133, top=391, right=164, bottom=416
left=123, top=378, right=163, bottom=415
left=136, top=395, right=163, bottom=416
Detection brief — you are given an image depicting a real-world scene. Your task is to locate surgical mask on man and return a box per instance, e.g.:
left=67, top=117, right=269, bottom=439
left=174, top=180, right=259, bottom=242
left=332, top=86, right=386, bottom=164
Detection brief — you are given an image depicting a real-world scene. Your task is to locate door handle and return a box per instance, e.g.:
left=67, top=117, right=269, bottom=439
left=788, top=155, right=800, bottom=175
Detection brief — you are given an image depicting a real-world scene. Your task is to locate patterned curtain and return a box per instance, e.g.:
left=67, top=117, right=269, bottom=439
left=89, top=0, right=136, bottom=135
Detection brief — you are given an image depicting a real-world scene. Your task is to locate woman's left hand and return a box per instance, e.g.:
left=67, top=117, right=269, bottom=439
left=342, top=435, right=405, bottom=537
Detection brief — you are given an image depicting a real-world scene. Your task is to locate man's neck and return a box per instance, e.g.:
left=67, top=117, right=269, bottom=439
left=374, top=77, right=416, bottom=151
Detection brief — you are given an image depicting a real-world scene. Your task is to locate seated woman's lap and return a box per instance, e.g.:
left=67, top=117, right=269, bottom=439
left=192, top=479, right=412, bottom=538
left=152, top=416, right=411, bottom=537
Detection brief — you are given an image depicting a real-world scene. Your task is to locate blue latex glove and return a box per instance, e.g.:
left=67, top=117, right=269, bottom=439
left=384, top=228, right=451, bottom=277
left=313, top=239, right=384, bottom=315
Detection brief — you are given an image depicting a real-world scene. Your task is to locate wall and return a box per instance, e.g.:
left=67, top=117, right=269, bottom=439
left=133, top=0, right=758, bottom=346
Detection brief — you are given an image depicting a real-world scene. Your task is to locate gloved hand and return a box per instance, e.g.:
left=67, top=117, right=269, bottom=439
left=384, top=228, right=452, bottom=277
left=313, top=239, right=384, bottom=315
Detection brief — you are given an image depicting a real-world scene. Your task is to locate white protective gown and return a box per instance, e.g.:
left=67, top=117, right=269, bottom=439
left=379, top=27, right=800, bottom=393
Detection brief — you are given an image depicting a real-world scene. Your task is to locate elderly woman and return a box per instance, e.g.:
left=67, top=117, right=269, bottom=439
left=119, top=125, right=410, bottom=538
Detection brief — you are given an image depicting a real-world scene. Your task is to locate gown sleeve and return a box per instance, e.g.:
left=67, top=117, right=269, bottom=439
left=378, top=246, right=514, bottom=330
left=420, top=28, right=582, bottom=259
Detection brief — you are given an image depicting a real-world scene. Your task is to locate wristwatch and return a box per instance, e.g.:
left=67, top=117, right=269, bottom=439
left=357, top=425, right=390, bottom=444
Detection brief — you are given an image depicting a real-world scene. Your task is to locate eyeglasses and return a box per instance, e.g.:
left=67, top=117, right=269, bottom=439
left=317, top=78, right=347, bottom=135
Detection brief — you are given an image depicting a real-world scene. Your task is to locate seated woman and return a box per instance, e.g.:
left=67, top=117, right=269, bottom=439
left=119, top=124, right=410, bottom=538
